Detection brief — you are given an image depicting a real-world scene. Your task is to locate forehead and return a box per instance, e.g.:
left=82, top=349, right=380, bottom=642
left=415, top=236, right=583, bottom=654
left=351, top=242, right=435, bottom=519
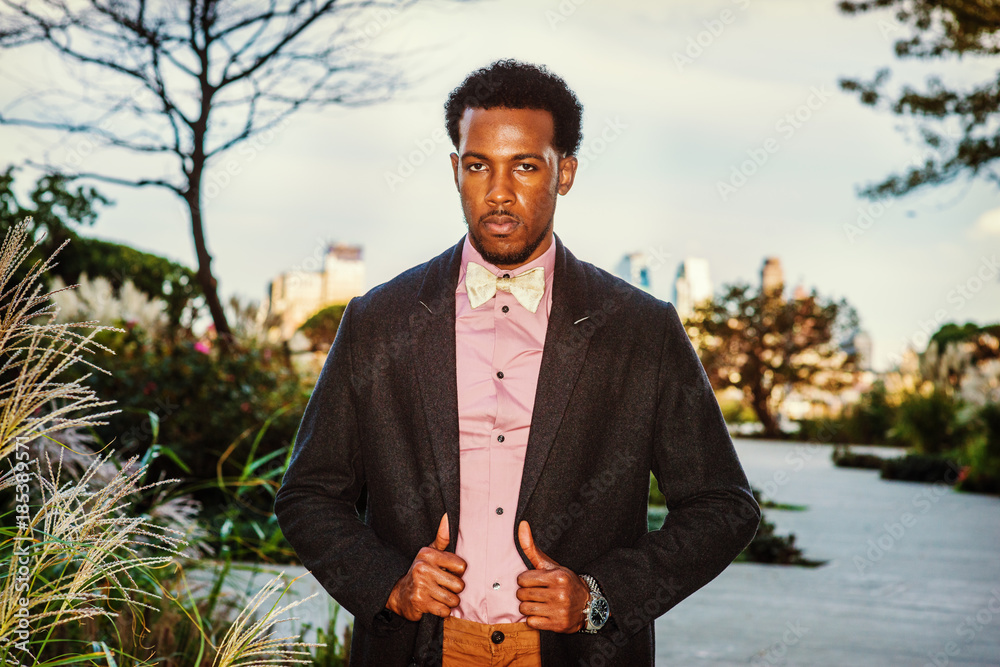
left=457, top=107, right=557, bottom=156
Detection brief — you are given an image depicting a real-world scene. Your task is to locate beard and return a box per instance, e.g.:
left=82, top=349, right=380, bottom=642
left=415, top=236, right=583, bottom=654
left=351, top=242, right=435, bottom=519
left=466, top=212, right=553, bottom=267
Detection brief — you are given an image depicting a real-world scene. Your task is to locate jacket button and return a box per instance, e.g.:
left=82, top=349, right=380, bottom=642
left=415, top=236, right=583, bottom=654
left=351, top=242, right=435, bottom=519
left=491, top=630, right=505, bottom=644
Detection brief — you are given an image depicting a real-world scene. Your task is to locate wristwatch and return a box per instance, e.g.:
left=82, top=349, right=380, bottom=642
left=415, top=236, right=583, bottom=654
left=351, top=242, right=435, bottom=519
left=578, top=574, right=610, bottom=633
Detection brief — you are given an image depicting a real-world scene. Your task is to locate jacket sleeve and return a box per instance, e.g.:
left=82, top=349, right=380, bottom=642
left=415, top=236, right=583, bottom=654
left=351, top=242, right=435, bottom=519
left=273, top=299, right=412, bottom=634
left=581, top=301, right=761, bottom=640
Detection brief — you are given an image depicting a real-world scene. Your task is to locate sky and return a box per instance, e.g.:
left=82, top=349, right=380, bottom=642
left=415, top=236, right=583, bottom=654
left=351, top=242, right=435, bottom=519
left=1, top=0, right=997, bottom=372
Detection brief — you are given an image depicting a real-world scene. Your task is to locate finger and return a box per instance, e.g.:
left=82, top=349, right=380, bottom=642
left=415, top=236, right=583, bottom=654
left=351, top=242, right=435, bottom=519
left=516, top=569, right=557, bottom=589
left=515, top=585, right=551, bottom=602
left=524, top=614, right=558, bottom=632
left=424, top=582, right=462, bottom=609
left=431, top=513, right=450, bottom=551
left=518, top=601, right=551, bottom=618
left=518, top=520, right=557, bottom=570
left=430, top=568, right=466, bottom=595
left=426, top=599, right=455, bottom=618
left=424, top=550, right=467, bottom=577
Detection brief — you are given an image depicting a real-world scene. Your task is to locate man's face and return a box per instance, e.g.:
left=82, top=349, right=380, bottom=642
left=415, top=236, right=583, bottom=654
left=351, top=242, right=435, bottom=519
left=450, top=107, right=578, bottom=269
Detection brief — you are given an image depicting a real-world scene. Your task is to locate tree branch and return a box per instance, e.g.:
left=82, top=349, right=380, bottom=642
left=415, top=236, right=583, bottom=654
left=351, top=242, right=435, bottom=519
left=24, top=159, right=183, bottom=195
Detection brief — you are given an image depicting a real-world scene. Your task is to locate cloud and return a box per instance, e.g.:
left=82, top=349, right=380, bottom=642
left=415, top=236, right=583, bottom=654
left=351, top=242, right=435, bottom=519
left=971, top=207, right=1000, bottom=238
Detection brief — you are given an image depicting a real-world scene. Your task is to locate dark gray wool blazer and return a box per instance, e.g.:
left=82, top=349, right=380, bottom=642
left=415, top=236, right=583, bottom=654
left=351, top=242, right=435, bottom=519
left=274, top=232, right=761, bottom=667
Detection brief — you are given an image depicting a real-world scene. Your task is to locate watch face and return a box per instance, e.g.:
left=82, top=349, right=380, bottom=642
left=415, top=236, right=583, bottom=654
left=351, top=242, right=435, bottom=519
left=590, top=597, right=610, bottom=627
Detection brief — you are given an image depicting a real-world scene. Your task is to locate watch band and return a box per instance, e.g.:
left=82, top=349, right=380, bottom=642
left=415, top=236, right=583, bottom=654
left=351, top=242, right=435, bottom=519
left=579, top=573, right=610, bottom=633
left=580, top=573, right=603, bottom=598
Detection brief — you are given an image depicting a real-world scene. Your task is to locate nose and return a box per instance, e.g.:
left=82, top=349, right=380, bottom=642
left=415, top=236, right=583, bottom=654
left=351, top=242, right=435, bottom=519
left=485, top=169, right=515, bottom=208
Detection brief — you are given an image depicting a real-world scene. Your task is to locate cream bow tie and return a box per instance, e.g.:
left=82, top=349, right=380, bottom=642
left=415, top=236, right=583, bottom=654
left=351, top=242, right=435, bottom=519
left=464, top=262, right=545, bottom=313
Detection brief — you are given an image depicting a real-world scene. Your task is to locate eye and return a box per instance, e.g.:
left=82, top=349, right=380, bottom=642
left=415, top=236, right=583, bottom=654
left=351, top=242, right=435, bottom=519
left=515, top=163, right=537, bottom=172
left=466, top=162, right=486, bottom=172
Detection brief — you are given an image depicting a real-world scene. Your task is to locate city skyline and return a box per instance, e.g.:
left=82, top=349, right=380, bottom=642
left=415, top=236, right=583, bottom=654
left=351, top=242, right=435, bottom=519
left=0, top=0, right=996, bottom=373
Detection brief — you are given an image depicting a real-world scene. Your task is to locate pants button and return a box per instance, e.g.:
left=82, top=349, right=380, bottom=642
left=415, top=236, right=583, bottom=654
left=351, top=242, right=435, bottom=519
left=491, top=630, right=505, bottom=644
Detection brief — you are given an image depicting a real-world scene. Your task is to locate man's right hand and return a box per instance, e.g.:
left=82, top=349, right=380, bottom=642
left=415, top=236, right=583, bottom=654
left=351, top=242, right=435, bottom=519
left=385, top=513, right=467, bottom=621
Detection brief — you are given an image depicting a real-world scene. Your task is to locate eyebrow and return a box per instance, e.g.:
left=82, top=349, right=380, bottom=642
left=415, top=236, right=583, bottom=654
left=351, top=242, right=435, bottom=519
left=460, top=151, right=547, bottom=162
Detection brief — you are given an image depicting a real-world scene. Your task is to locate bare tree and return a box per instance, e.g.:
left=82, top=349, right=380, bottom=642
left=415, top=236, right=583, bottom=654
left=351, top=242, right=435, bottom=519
left=0, top=0, right=464, bottom=346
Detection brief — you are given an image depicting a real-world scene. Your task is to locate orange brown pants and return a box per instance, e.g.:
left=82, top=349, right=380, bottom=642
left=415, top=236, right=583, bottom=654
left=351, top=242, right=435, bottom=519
left=442, top=615, right=542, bottom=666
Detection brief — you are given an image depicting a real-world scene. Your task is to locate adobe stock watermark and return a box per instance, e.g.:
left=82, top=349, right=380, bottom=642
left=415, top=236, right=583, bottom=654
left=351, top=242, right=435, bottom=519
left=576, top=116, right=628, bottom=173
left=11, top=435, right=34, bottom=658
left=754, top=439, right=827, bottom=500
left=843, top=195, right=896, bottom=243
left=545, top=0, right=588, bottom=30
left=384, top=126, right=451, bottom=191
left=717, top=84, right=834, bottom=201
left=673, top=0, right=751, bottom=72
left=344, top=4, right=403, bottom=51
left=574, top=576, right=685, bottom=667
left=750, top=619, right=810, bottom=666
left=886, top=254, right=1000, bottom=368
left=924, top=587, right=1000, bottom=667
left=852, top=462, right=960, bottom=575
left=60, top=83, right=152, bottom=172
left=533, top=449, right=639, bottom=552
left=204, top=117, right=292, bottom=200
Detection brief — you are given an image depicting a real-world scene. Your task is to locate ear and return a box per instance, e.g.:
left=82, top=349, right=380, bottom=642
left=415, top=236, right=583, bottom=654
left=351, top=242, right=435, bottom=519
left=557, top=155, right=578, bottom=195
left=450, top=152, right=460, bottom=191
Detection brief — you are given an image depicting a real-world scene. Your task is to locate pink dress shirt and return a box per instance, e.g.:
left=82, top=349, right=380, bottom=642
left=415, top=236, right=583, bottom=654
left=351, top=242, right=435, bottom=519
left=452, top=232, right=556, bottom=624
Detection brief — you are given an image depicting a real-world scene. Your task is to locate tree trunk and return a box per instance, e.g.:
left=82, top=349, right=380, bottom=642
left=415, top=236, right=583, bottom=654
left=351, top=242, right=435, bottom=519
left=751, top=386, right=782, bottom=439
left=182, top=177, right=232, bottom=348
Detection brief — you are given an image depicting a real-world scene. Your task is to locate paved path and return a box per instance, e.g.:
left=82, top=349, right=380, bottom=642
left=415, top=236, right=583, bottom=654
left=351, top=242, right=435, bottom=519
left=653, top=440, right=1000, bottom=666
left=209, top=439, right=1000, bottom=666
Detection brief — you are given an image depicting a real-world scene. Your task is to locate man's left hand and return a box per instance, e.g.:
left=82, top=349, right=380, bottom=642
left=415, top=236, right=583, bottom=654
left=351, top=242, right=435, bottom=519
left=516, top=520, right=591, bottom=633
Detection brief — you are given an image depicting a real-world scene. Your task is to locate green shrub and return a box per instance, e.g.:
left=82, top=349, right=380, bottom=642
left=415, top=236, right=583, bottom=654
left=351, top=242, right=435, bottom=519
left=648, top=480, right=819, bottom=566
left=718, top=396, right=758, bottom=424
left=299, top=303, right=347, bottom=351
left=737, top=514, right=824, bottom=567
left=891, top=387, right=973, bottom=454
left=880, top=453, right=962, bottom=483
left=957, top=402, right=1000, bottom=494
left=831, top=445, right=885, bottom=470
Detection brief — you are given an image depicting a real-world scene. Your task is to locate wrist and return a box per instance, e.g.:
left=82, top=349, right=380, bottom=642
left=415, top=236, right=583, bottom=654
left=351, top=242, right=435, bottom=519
left=385, top=576, right=404, bottom=615
left=578, top=573, right=610, bottom=633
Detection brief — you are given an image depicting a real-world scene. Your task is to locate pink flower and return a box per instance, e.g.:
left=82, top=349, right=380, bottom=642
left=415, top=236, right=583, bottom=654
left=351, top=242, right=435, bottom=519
left=194, top=341, right=211, bottom=354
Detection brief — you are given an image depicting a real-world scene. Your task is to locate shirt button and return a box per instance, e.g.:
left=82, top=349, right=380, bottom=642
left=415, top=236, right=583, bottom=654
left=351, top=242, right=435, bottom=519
left=502, top=305, right=509, bottom=313
left=491, top=630, right=505, bottom=644
left=497, top=434, right=504, bottom=443
left=492, top=581, right=501, bottom=590
left=496, top=371, right=504, bottom=379
left=496, top=507, right=503, bottom=515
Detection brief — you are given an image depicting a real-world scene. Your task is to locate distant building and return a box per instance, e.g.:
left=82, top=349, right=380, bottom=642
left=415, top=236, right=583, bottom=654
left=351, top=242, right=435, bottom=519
left=848, top=330, right=873, bottom=371
left=615, top=252, right=653, bottom=293
left=761, top=257, right=784, bottom=298
left=268, top=243, right=364, bottom=340
left=672, top=257, right=713, bottom=322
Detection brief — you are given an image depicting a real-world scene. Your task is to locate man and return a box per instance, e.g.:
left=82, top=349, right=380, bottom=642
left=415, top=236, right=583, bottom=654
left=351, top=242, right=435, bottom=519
left=274, top=59, right=761, bottom=667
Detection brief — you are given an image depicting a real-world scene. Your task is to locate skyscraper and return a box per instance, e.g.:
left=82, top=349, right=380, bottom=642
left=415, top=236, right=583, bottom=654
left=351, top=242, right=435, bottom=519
left=673, top=257, right=713, bottom=321
left=616, top=252, right=653, bottom=293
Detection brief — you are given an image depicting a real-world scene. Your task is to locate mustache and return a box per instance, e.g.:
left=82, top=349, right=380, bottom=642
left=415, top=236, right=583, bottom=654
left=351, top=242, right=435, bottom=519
left=479, top=209, right=521, bottom=224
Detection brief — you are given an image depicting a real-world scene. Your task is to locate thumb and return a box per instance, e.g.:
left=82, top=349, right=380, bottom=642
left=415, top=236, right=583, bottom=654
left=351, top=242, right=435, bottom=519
left=431, top=513, right=450, bottom=551
left=519, top=520, right=557, bottom=570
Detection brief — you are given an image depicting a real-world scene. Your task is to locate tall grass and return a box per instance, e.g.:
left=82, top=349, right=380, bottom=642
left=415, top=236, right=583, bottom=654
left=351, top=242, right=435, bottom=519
left=0, top=219, right=323, bottom=665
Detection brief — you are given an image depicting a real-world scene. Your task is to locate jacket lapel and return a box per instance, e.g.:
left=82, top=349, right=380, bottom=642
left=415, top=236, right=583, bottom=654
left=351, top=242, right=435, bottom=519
left=515, top=234, right=593, bottom=521
left=409, top=233, right=595, bottom=544
left=409, top=237, right=465, bottom=545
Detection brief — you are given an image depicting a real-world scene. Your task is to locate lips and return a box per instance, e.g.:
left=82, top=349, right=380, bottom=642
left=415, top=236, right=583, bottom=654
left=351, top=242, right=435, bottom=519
left=482, top=215, right=519, bottom=235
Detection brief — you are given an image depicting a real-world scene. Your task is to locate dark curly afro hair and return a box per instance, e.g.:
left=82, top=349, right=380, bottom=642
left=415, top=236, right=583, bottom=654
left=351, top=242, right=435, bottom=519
left=444, top=59, right=584, bottom=157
